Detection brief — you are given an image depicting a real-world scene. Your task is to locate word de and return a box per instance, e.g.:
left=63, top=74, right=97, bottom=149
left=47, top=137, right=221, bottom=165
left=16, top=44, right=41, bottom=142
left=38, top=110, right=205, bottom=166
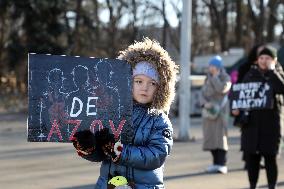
left=69, top=97, right=98, bottom=117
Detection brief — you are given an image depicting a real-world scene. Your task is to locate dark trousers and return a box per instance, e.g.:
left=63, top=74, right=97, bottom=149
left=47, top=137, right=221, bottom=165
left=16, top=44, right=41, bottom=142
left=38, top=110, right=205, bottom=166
left=246, top=153, right=278, bottom=189
left=210, top=149, right=227, bottom=166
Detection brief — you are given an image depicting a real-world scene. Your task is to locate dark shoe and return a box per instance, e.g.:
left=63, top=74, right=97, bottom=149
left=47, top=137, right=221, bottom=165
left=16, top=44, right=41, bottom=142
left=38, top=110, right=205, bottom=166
left=268, top=183, right=276, bottom=189
left=250, top=183, right=257, bottom=189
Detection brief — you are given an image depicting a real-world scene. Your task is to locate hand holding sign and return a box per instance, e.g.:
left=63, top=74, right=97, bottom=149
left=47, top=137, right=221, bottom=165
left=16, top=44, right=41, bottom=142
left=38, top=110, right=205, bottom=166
left=231, top=109, right=240, bottom=116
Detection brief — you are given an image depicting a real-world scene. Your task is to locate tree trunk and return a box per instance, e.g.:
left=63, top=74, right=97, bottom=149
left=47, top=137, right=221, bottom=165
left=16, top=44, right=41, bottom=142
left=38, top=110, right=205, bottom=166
left=130, top=0, right=138, bottom=43
left=106, top=0, right=115, bottom=57
left=247, top=0, right=265, bottom=43
left=218, top=0, right=228, bottom=51
left=93, top=0, right=100, bottom=44
left=162, top=0, right=168, bottom=48
left=205, top=0, right=228, bottom=52
left=72, top=0, right=83, bottom=54
left=235, top=0, right=242, bottom=46
left=266, top=0, right=278, bottom=42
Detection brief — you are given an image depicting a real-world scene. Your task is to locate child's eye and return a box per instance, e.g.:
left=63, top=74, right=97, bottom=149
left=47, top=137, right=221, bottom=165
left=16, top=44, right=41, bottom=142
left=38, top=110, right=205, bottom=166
left=150, top=81, right=157, bottom=86
left=134, top=80, right=142, bottom=84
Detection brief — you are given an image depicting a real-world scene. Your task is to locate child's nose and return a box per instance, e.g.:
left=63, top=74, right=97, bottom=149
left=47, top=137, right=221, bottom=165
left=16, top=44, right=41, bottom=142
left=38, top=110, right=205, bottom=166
left=142, top=83, right=149, bottom=91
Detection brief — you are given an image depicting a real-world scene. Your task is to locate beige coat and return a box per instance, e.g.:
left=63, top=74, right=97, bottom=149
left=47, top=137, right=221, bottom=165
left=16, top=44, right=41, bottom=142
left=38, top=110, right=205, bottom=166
left=200, top=69, right=231, bottom=151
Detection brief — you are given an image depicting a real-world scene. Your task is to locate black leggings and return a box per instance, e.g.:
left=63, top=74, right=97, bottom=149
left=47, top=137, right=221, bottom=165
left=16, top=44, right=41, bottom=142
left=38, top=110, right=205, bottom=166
left=210, top=149, right=227, bottom=166
left=246, top=153, right=278, bottom=189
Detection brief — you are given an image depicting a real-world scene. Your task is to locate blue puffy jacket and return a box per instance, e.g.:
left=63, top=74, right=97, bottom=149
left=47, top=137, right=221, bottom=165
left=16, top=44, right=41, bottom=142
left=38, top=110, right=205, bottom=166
left=83, top=104, right=173, bottom=189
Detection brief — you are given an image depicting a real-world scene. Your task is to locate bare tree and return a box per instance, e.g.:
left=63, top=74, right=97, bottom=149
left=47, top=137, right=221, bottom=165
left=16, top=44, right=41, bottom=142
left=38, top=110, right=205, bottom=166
left=0, top=1, right=9, bottom=81
left=203, top=0, right=229, bottom=52
left=266, top=0, right=280, bottom=42
left=93, top=0, right=101, bottom=42
left=105, top=0, right=128, bottom=57
left=235, top=0, right=243, bottom=46
left=129, top=0, right=138, bottom=43
left=247, top=0, right=265, bottom=43
left=161, top=0, right=169, bottom=47
left=72, top=0, right=83, bottom=54
left=144, top=0, right=170, bottom=48
left=63, top=0, right=86, bottom=55
left=168, top=0, right=181, bottom=52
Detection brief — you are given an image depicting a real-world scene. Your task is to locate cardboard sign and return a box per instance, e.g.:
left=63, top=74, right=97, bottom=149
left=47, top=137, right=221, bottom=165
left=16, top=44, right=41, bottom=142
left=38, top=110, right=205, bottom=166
left=28, top=54, right=132, bottom=142
left=230, top=82, right=274, bottom=110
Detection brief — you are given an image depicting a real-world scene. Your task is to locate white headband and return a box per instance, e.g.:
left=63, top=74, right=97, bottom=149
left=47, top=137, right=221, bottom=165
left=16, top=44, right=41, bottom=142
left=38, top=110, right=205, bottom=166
left=133, top=61, right=159, bottom=83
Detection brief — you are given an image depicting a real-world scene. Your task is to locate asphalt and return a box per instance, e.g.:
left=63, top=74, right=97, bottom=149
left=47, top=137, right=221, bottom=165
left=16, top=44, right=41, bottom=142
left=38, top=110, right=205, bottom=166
left=0, top=113, right=283, bottom=189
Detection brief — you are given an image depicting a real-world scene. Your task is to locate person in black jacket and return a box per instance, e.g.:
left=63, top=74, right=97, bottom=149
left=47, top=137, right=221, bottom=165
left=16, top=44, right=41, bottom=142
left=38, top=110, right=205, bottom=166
left=232, top=46, right=284, bottom=189
left=233, top=44, right=264, bottom=169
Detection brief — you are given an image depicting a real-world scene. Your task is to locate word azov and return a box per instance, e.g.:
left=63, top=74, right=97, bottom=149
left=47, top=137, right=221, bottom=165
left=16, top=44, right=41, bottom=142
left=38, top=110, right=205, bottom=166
left=47, top=119, right=126, bottom=141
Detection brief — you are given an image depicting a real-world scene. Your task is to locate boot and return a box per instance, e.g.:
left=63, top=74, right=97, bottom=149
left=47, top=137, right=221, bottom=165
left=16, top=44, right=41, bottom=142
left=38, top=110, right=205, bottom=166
left=249, top=182, right=256, bottom=189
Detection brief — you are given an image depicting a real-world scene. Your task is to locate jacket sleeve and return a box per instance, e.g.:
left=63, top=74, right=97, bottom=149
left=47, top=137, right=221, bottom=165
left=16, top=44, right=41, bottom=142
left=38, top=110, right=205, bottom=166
left=268, top=64, right=284, bottom=94
left=210, top=72, right=232, bottom=94
left=119, top=117, right=173, bottom=170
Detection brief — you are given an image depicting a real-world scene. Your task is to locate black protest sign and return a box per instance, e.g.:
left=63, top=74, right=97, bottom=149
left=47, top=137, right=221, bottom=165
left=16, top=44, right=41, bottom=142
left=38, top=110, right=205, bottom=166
left=230, top=82, right=274, bottom=110
left=28, top=54, right=132, bottom=142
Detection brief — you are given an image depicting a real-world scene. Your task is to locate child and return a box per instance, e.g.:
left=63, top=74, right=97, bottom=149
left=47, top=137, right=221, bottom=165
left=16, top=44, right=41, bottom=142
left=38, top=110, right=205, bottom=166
left=72, top=38, right=178, bottom=189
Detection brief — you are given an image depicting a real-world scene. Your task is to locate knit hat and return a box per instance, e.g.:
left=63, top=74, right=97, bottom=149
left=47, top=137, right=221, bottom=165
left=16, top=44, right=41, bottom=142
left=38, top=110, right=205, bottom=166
left=209, top=55, right=223, bottom=69
left=133, top=61, right=159, bottom=83
left=258, top=46, right=277, bottom=59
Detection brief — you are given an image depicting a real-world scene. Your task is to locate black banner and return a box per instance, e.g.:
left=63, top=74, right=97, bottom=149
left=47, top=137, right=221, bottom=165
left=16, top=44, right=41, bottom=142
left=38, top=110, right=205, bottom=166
left=28, top=54, right=132, bottom=142
left=230, top=82, right=274, bottom=110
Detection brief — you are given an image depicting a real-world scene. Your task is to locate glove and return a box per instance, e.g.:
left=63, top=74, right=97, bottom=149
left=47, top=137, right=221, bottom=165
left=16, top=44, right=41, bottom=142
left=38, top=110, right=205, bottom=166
left=95, top=128, right=123, bottom=162
left=102, top=140, right=123, bottom=163
left=71, top=128, right=123, bottom=161
left=71, top=130, right=96, bottom=156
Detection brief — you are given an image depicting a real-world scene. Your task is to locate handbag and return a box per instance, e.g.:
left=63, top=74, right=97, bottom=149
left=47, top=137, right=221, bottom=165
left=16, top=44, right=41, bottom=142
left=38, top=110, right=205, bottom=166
left=202, top=96, right=228, bottom=120
left=202, top=105, right=220, bottom=120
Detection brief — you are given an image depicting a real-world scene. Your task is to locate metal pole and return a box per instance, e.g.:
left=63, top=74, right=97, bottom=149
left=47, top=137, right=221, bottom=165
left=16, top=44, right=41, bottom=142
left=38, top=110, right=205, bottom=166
left=178, top=0, right=192, bottom=141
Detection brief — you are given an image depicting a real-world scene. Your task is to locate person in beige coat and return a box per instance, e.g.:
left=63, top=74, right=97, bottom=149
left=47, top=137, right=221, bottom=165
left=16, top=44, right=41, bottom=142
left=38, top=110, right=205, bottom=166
left=200, top=55, right=232, bottom=174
